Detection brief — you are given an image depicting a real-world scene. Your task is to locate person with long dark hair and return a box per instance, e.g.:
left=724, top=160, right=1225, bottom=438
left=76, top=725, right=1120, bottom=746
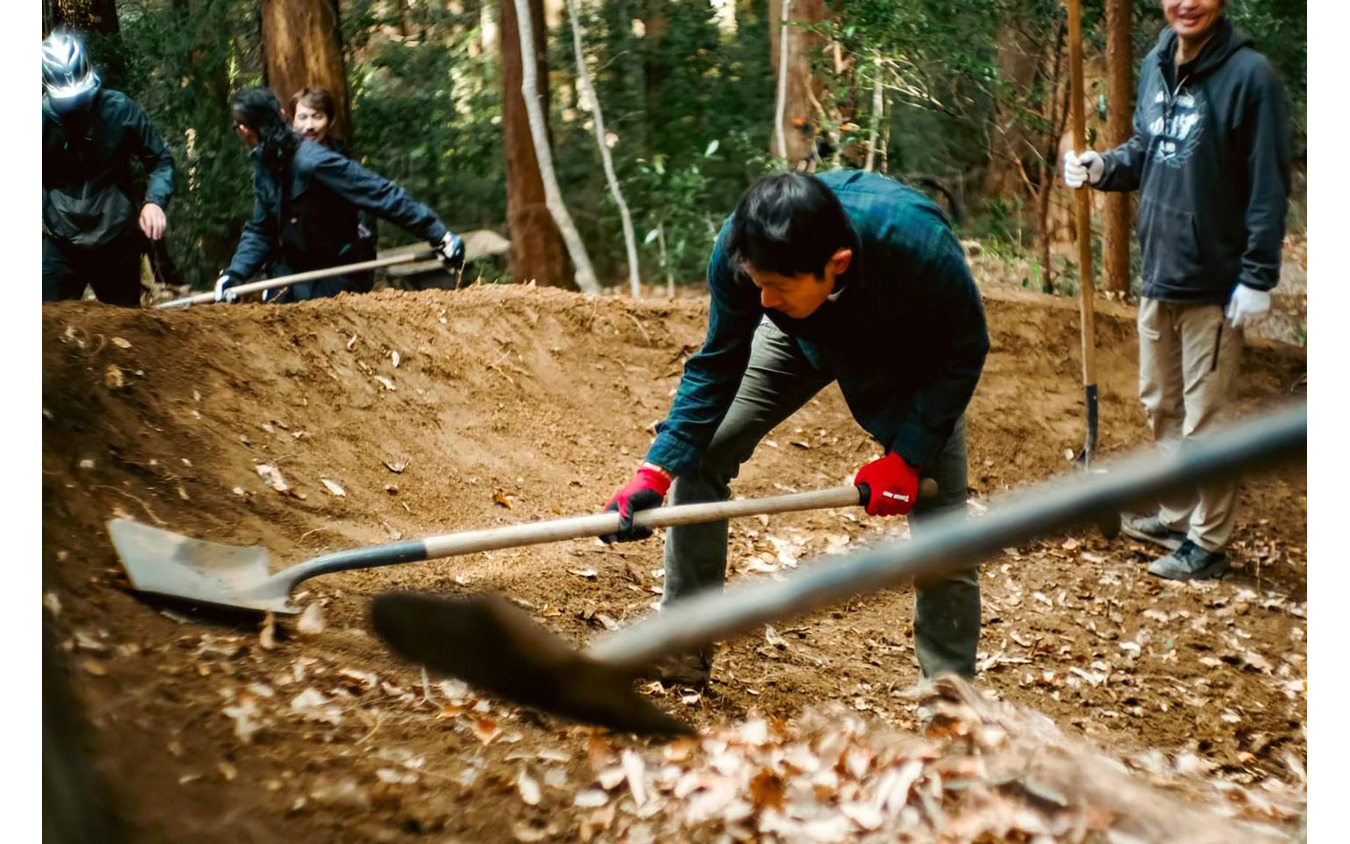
left=215, top=87, right=462, bottom=303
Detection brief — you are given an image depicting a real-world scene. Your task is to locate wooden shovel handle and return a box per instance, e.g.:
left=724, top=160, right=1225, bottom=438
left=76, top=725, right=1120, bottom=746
left=422, top=480, right=937, bottom=557
left=284, top=481, right=939, bottom=591
left=155, top=250, right=437, bottom=309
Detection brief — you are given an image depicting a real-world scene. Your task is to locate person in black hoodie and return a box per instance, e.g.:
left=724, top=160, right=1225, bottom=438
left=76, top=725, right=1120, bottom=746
left=42, top=30, right=174, bottom=307
left=214, top=87, right=463, bottom=304
left=1064, top=0, right=1291, bottom=581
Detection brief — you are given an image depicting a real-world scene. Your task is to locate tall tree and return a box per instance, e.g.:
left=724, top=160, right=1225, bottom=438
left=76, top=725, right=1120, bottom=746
left=1103, top=0, right=1133, bottom=296
left=981, top=11, right=1070, bottom=292
left=511, top=0, right=599, bottom=292
left=500, top=0, right=567, bottom=288
left=261, top=0, right=351, bottom=144
left=769, top=0, right=829, bottom=166
left=643, top=0, right=671, bottom=157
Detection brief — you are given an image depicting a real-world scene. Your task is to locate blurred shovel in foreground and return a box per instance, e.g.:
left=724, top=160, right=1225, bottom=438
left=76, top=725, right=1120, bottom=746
left=371, top=404, right=1306, bottom=736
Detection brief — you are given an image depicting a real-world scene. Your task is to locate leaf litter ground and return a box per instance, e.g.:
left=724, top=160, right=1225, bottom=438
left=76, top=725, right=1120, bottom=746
left=42, top=285, right=1306, bottom=841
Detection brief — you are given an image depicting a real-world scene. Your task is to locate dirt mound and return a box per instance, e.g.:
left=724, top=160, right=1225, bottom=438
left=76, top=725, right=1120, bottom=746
left=42, top=286, right=1306, bottom=841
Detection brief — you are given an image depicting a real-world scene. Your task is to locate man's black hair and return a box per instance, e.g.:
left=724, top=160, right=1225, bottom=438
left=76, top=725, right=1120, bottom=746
left=726, top=172, right=853, bottom=278
left=231, top=87, right=301, bottom=177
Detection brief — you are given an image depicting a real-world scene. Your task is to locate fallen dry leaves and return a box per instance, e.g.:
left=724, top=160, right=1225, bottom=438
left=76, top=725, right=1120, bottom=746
left=256, top=464, right=305, bottom=499
left=533, top=677, right=1303, bottom=843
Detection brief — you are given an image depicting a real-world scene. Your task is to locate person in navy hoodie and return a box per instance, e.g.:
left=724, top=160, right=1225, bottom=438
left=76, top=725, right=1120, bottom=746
left=215, top=87, right=463, bottom=304
left=601, top=171, right=989, bottom=686
left=1064, top=0, right=1290, bottom=582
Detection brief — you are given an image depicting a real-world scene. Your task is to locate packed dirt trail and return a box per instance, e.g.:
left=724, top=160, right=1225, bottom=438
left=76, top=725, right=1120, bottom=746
left=42, top=284, right=1307, bottom=842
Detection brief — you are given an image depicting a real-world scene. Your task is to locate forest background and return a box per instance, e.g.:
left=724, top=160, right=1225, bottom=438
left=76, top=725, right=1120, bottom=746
left=43, top=0, right=1306, bottom=323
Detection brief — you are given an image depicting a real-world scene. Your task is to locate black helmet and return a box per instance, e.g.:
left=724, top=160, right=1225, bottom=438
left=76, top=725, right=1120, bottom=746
left=42, top=31, right=100, bottom=116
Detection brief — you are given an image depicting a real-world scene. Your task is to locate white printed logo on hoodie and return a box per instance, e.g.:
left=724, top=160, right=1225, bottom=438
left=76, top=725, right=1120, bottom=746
left=1148, top=84, right=1206, bottom=168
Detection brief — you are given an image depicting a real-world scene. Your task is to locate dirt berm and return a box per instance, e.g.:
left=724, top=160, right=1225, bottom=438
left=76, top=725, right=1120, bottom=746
left=42, top=285, right=1307, bottom=842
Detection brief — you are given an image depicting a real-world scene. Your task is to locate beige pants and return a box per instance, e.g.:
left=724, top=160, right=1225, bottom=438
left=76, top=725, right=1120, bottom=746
left=1137, top=298, right=1244, bottom=551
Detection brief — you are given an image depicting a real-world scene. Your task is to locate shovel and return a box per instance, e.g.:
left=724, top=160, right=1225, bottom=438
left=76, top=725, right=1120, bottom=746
left=155, top=251, right=439, bottom=309
left=370, top=404, right=1305, bottom=736
left=1066, top=0, right=1120, bottom=542
left=107, top=480, right=938, bottom=615
left=154, top=228, right=505, bottom=309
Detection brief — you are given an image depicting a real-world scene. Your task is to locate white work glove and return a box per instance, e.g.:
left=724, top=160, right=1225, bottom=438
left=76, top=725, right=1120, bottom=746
left=1225, top=284, right=1270, bottom=329
left=433, top=231, right=465, bottom=272
left=213, top=273, right=241, bottom=303
left=1062, top=150, right=1104, bottom=189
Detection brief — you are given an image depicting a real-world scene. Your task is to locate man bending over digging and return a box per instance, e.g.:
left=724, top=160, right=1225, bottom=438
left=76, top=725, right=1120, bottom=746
left=600, top=171, right=989, bottom=686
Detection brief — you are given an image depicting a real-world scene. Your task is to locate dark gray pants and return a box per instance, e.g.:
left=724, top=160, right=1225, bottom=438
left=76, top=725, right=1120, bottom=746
left=42, top=236, right=143, bottom=307
left=663, top=319, right=980, bottom=678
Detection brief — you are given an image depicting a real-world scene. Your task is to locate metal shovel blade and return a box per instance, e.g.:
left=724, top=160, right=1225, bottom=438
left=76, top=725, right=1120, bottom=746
left=371, top=592, right=695, bottom=736
left=106, top=520, right=294, bottom=614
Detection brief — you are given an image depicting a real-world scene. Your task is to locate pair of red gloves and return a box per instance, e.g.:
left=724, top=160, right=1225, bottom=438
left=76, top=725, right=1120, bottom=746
left=602, top=453, right=920, bottom=543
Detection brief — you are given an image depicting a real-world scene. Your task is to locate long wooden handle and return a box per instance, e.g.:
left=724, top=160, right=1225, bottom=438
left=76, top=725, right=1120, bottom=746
left=1067, top=0, right=1098, bottom=389
left=155, top=250, right=437, bottom=309
left=281, top=480, right=939, bottom=590
left=586, top=406, right=1307, bottom=669
left=1067, top=0, right=1100, bottom=465
left=422, top=480, right=939, bottom=557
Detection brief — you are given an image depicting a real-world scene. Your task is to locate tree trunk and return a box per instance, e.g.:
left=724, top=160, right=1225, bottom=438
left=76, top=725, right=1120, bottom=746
left=643, top=0, right=670, bottom=157
left=47, top=0, right=120, bottom=34
left=768, top=0, right=829, bottom=166
left=1037, top=22, right=1069, bottom=293
left=567, top=0, right=641, bottom=297
left=511, top=0, right=599, bottom=293
left=864, top=52, right=883, bottom=172
left=1103, top=0, right=1133, bottom=297
left=261, top=0, right=352, bottom=146
left=500, top=0, right=568, bottom=288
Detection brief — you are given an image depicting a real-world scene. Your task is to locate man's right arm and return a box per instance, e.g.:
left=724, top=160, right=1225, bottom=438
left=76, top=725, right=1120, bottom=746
left=224, top=194, right=276, bottom=281
left=309, top=146, right=448, bottom=244
left=643, top=224, right=762, bottom=478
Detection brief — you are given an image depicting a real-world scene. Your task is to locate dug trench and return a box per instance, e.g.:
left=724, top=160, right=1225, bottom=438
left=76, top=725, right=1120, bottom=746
left=42, top=285, right=1307, bottom=841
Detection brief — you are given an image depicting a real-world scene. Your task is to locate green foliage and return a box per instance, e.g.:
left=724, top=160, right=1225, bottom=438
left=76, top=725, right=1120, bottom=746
left=102, top=0, right=265, bottom=290
left=981, top=198, right=1026, bottom=249
left=343, top=0, right=505, bottom=248
left=93, top=0, right=1304, bottom=294
left=548, top=0, right=778, bottom=287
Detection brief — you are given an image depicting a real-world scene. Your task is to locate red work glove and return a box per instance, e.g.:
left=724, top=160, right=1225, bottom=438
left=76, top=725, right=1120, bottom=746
left=601, top=464, right=672, bottom=543
left=854, top=452, right=920, bottom=517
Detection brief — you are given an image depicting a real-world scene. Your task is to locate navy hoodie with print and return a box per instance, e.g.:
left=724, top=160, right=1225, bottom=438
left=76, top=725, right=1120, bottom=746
left=1096, top=17, right=1290, bottom=305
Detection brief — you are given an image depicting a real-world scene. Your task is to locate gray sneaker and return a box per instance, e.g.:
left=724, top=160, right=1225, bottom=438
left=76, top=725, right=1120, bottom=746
left=1148, top=540, right=1229, bottom=581
left=1121, top=514, right=1187, bottom=551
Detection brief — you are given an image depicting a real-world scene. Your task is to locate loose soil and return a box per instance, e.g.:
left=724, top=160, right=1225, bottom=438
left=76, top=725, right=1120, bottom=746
left=42, top=284, right=1307, bottom=842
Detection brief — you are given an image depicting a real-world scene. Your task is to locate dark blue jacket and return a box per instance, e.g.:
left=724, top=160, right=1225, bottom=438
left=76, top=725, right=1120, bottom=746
left=226, top=139, right=446, bottom=281
left=42, top=89, right=174, bottom=246
left=1097, top=18, right=1290, bottom=304
left=647, top=170, right=989, bottom=476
